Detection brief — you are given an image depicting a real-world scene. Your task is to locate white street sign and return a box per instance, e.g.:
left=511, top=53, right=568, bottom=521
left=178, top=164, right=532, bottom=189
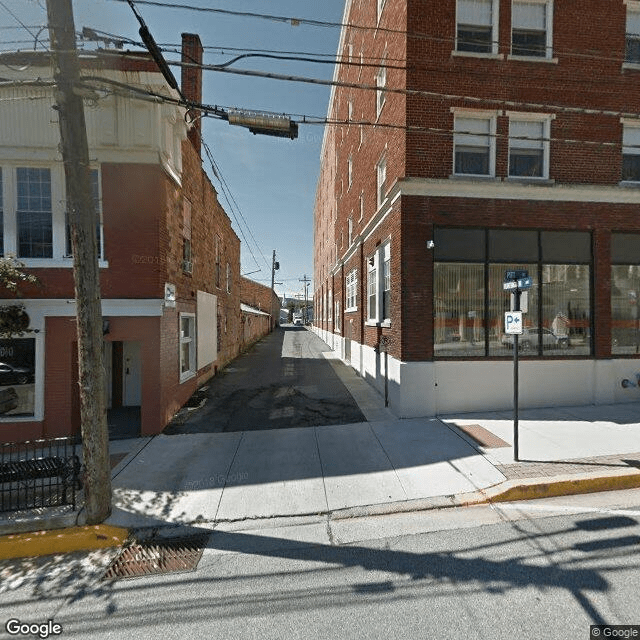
left=505, top=311, right=523, bottom=334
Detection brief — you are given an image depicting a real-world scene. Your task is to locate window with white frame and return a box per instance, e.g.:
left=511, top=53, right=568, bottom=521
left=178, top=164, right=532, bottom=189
left=622, top=122, right=640, bottom=182
left=368, top=255, right=377, bottom=321
left=348, top=216, right=353, bottom=246
left=376, top=154, right=387, bottom=207
left=335, top=300, right=341, bottom=332
left=348, top=99, right=353, bottom=123
left=511, top=1, right=552, bottom=58
left=453, top=113, right=495, bottom=176
left=456, top=0, right=498, bottom=54
left=626, top=2, right=640, bottom=64
left=328, top=289, right=333, bottom=323
left=382, top=242, right=391, bottom=321
left=508, top=115, right=550, bottom=178
left=359, top=191, right=364, bottom=221
left=346, top=268, right=358, bottom=310
left=368, top=242, right=391, bottom=323
left=17, top=167, right=52, bottom=258
left=66, top=168, right=103, bottom=258
left=376, top=61, right=386, bottom=116
left=182, top=198, right=192, bottom=274
left=348, top=154, right=353, bottom=189
left=377, top=0, right=386, bottom=22
left=179, top=313, right=196, bottom=380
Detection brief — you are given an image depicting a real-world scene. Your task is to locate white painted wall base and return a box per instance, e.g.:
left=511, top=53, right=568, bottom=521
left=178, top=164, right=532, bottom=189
left=311, top=326, right=640, bottom=416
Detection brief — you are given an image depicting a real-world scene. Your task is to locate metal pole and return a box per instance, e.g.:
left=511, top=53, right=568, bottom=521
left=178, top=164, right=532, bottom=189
left=384, top=350, right=389, bottom=407
left=513, top=289, right=521, bottom=462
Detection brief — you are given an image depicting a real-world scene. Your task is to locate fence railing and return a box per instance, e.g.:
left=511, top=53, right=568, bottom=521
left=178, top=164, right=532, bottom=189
left=0, top=436, right=82, bottom=514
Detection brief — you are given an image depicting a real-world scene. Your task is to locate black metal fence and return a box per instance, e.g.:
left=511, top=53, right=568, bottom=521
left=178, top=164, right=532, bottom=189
left=0, top=436, right=82, bottom=513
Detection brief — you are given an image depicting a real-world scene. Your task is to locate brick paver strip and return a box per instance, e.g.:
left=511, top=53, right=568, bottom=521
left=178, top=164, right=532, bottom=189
left=497, top=452, right=640, bottom=480
left=455, top=424, right=511, bottom=448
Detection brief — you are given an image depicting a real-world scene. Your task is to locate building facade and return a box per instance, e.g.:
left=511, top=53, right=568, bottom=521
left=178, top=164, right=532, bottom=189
left=0, top=34, right=242, bottom=440
left=314, top=0, right=640, bottom=416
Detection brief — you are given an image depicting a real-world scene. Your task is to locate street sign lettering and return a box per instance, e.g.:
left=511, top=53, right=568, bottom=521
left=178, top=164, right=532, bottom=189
left=504, top=270, right=528, bottom=282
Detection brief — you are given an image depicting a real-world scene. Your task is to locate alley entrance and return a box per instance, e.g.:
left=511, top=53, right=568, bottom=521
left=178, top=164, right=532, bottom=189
left=165, top=326, right=365, bottom=434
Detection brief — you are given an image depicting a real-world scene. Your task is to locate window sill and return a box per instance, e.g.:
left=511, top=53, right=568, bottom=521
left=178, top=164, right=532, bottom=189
left=365, top=320, right=391, bottom=327
left=449, top=174, right=499, bottom=182
left=505, top=177, right=554, bottom=185
left=20, top=258, right=109, bottom=268
left=507, top=54, right=558, bottom=64
left=451, top=51, right=503, bottom=61
left=619, top=180, right=640, bottom=188
left=180, top=371, right=196, bottom=384
left=345, top=307, right=358, bottom=313
left=622, top=62, right=640, bottom=71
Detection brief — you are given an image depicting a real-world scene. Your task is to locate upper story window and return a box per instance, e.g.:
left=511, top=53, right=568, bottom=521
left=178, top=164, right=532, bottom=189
left=226, top=262, right=231, bottom=293
left=182, top=198, right=192, bottom=274
left=346, top=268, right=358, bottom=311
left=376, top=61, right=386, bottom=117
left=626, top=2, right=640, bottom=64
left=622, top=121, right=640, bottom=182
left=456, top=0, right=498, bottom=54
left=511, top=1, right=553, bottom=58
left=508, top=114, right=551, bottom=179
left=348, top=215, right=353, bottom=246
left=17, top=167, right=52, bottom=259
left=376, top=154, right=387, bottom=207
left=348, top=154, right=353, bottom=189
left=453, top=112, right=496, bottom=177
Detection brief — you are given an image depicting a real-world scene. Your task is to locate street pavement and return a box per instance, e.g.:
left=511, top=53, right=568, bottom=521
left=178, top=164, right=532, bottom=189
left=1, top=326, right=640, bottom=553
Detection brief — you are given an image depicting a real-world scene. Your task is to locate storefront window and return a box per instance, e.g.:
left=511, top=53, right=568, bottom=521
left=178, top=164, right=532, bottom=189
left=611, top=234, right=640, bottom=355
left=434, top=228, right=591, bottom=358
left=434, top=263, right=485, bottom=357
left=0, top=338, right=35, bottom=417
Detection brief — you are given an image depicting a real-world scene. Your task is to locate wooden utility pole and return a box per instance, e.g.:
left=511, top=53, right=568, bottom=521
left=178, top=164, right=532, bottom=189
left=46, top=0, right=111, bottom=523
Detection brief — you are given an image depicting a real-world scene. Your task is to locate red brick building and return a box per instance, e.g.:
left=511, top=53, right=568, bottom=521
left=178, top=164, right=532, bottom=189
left=0, top=35, right=241, bottom=439
left=314, top=0, right=640, bottom=416
left=240, top=276, right=281, bottom=330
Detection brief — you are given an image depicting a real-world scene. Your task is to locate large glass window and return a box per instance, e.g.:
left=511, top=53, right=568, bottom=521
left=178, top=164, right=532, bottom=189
left=612, top=233, right=640, bottom=354
left=346, top=268, right=358, bottom=311
left=434, top=228, right=591, bottom=358
left=382, top=242, right=391, bottom=321
left=368, top=257, right=377, bottom=321
left=0, top=337, right=35, bottom=417
left=17, top=167, right=52, bottom=258
left=0, top=168, right=3, bottom=256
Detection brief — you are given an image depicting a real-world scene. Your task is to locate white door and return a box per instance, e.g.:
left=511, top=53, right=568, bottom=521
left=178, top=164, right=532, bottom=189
left=122, top=341, right=142, bottom=406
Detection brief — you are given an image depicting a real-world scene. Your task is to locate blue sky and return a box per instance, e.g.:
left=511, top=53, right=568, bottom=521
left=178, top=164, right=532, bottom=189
left=1, top=0, right=347, bottom=300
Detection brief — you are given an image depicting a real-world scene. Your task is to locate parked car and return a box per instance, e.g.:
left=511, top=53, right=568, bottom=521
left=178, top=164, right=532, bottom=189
left=293, top=315, right=303, bottom=326
left=501, top=328, right=569, bottom=351
left=0, top=362, right=34, bottom=385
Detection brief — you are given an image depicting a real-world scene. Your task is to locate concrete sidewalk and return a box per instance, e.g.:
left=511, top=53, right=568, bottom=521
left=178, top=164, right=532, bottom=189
left=2, top=342, right=640, bottom=558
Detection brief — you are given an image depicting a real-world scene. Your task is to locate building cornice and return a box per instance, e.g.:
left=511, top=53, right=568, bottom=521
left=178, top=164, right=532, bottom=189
left=394, top=177, right=640, bottom=203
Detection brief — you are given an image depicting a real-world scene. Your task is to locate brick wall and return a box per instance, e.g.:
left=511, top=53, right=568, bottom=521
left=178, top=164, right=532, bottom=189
left=240, top=277, right=280, bottom=328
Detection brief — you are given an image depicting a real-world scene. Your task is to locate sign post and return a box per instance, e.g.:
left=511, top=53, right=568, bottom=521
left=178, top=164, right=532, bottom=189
left=504, top=270, right=531, bottom=461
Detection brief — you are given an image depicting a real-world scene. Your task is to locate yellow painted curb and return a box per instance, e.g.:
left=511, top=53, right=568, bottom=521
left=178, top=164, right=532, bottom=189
left=486, top=471, right=640, bottom=504
left=0, top=525, right=129, bottom=561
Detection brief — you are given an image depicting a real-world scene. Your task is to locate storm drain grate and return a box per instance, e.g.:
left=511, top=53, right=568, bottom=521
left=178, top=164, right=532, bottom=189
left=103, top=534, right=209, bottom=580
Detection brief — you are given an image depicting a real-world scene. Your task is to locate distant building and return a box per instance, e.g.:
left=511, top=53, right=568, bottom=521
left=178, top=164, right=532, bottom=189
left=0, top=35, right=241, bottom=439
left=314, top=1, right=640, bottom=416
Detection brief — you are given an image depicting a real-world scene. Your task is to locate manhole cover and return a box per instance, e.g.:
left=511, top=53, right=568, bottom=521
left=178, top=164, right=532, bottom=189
left=103, top=534, right=209, bottom=580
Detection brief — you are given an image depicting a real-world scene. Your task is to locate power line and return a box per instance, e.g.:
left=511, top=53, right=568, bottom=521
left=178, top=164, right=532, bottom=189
left=0, top=0, right=47, bottom=49
left=109, top=0, right=640, bottom=68
left=85, top=50, right=640, bottom=124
